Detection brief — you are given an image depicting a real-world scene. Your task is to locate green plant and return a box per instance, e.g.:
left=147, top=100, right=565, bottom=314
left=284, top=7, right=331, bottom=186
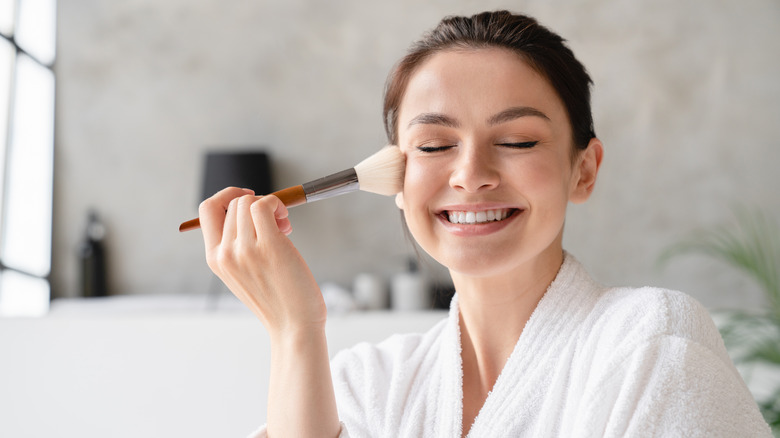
left=659, top=206, right=780, bottom=432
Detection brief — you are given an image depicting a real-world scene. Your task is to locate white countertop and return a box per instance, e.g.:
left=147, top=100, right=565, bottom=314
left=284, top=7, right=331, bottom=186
left=1, top=295, right=446, bottom=438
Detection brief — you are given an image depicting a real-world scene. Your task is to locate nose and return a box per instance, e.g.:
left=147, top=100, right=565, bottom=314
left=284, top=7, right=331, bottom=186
left=448, top=144, right=500, bottom=193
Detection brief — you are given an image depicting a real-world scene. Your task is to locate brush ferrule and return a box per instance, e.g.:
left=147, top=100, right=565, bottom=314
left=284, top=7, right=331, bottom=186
left=302, top=168, right=359, bottom=203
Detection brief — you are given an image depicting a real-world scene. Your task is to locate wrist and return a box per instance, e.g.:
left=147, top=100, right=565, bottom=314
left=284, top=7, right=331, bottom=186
left=269, top=324, right=328, bottom=353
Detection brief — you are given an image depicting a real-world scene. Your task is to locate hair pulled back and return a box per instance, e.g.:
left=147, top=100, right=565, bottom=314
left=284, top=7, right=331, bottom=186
left=383, top=10, right=596, bottom=151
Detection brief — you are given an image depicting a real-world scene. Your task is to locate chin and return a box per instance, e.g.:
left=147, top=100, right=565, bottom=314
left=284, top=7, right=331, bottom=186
left=438, top=250, right=528, bottom=279
left=431, top=235, right=566, bottom=281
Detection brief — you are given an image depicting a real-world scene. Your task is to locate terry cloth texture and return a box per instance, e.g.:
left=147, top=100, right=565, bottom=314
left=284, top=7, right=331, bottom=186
left=249, top=253, right=771, bottom=438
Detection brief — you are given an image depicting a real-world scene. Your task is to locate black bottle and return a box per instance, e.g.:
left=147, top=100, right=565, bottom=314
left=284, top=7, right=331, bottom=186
left=79, top=211, right=108, bottom=297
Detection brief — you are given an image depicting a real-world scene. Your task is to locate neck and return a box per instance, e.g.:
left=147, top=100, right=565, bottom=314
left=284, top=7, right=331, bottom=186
left=453, top=242, right=565, bottom=384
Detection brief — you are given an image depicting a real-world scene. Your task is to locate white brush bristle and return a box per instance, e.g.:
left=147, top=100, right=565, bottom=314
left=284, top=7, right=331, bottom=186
left=353, top=145, right=405, bottom=196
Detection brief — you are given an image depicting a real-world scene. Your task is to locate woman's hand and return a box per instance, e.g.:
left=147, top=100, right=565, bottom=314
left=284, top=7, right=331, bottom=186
left=198, top=187, right=327, bottom=336
left=199, top=187, right=341, bottom=437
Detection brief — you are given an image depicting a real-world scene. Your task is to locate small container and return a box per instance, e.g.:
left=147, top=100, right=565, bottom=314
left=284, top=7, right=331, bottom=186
left=391, top=259, right=429, bottom=311
left=353, top=273, right=388, bottom=310
left=79, top=210, right=108, bottom=298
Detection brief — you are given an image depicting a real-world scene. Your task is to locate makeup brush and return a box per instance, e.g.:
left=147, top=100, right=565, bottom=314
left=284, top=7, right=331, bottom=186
left=179, top=145, right=405, bottom=232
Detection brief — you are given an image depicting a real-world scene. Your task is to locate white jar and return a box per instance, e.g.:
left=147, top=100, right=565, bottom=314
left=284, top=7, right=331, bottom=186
left=353, top=273, right=388, bottom=310
left=391, top=260, right=429, bottom=311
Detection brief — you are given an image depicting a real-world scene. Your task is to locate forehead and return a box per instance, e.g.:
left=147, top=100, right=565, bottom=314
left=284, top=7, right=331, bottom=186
left=398, top=48, right=568, bottom=128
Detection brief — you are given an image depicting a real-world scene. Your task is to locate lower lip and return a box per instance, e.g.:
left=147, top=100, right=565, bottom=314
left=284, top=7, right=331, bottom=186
left=437, top=210, right=522, bottom=236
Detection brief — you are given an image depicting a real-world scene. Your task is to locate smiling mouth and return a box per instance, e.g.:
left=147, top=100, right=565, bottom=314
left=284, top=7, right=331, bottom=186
left=443, top=208, right=519, bottom=225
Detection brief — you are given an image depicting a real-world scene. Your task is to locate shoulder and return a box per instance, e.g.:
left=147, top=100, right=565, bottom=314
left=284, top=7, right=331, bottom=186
left=574, top=288, right=771, bottom=436
left=554, top=254, right=717, bottom=345
left=327, top=316, right=450, bottom=431
left=330, top=317, right=448, bottom=384
left=585, top=285, right=731, bottom=365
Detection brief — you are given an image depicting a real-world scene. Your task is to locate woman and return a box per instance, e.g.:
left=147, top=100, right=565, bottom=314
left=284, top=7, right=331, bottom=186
left=199, top=11, right=770, bottom=437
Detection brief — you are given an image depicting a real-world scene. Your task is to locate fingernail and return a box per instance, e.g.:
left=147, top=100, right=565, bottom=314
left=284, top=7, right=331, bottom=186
left=242, top=188, right=255, bottom=195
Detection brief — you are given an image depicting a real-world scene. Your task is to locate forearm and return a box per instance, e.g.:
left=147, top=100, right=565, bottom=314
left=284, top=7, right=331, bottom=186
left=266, top=327, right=340, bottom=438
left=198, top=191, right=339, bottom=435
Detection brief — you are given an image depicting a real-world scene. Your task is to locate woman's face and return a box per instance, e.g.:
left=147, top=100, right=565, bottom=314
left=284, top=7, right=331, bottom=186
left=395, top=48, right=598, bottom=279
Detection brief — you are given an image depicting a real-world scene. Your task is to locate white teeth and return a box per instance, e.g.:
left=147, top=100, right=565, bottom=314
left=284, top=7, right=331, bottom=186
left=446, top=209, right=513, bottom=224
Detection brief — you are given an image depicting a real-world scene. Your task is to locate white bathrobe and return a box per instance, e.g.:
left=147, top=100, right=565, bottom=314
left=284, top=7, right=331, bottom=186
left=251, top=254, right=771, bottom=437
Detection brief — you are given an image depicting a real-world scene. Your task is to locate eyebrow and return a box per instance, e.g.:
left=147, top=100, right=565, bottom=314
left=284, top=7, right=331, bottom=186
left=407, top=112, right=460, bottom=128
left=407, top=106, right=550, bottom=129
left=487, top=106, right=551, bottom=125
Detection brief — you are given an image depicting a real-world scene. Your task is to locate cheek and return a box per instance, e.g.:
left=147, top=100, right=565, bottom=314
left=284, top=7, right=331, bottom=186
left=399, top=158, right=445, bottom=248
left=516, top=157, right=573, bottom=206
left=401, top=158, right=441, bottom=205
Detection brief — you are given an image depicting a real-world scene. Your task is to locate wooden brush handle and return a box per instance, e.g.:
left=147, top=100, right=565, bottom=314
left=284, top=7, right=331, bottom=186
left=178, top=185, right=307, bottom=232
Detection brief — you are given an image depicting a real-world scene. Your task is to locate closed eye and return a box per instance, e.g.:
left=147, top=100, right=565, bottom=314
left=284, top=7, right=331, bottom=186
left=417, top=145, right=455, bottom=153
left=497, top=141, right=538, bottom=149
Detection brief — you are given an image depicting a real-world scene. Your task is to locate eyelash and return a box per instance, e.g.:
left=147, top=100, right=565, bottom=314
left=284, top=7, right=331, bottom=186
left=496, top=141, right=538, bottom=149
left=416, top=141, right=538, bottom=153
left=417, top=145, right=454, bottom=153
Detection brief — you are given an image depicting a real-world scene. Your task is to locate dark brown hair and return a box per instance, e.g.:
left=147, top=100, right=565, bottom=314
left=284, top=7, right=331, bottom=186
left=383, top=10, right=596, bottom=151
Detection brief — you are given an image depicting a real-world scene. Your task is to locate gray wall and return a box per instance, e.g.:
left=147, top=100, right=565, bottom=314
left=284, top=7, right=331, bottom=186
left=53, top=0, right=780, bottom=311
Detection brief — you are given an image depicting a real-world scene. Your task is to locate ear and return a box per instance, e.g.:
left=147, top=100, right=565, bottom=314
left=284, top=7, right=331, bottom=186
left=570, top=138, right=603, bottom=204
left=395, top=192, right=405, bottom=210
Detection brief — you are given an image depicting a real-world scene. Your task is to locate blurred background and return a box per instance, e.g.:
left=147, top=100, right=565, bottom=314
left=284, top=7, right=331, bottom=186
left=56, top=0, right=780, bottom=309
left=1, top=0, right=779, bottom=436
left=1, top=0, right=778, bottom=309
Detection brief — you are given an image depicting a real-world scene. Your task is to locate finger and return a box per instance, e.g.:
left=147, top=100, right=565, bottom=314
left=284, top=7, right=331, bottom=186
left=222, top=196, right=240, bottom=243
left=199, top=187, right=253, bottom=250
left=236, top=195, right=259, bottom=242
left=275, top=200, right=292, bottom=235
left=277, top=217, right=293, bottom=236
left=250, top=195, right=290, bottom=239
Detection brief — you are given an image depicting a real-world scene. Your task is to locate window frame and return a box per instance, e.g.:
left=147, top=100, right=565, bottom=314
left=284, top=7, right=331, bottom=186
left=0, top=0, right=57, bottom=316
